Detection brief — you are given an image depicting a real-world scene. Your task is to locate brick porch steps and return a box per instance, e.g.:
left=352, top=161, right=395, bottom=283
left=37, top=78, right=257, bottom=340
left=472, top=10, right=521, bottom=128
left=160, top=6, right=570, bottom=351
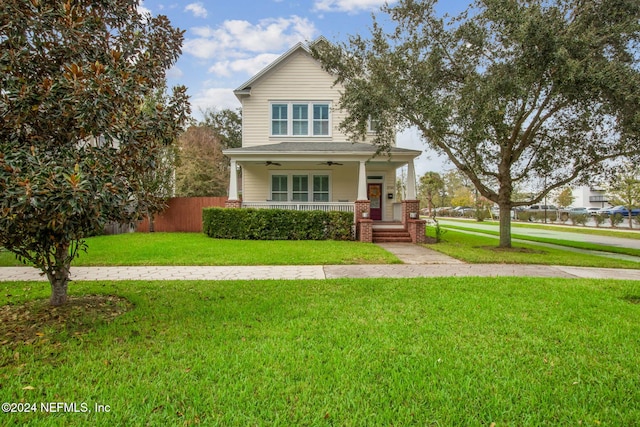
left=372, top=224, right=413, bottom=243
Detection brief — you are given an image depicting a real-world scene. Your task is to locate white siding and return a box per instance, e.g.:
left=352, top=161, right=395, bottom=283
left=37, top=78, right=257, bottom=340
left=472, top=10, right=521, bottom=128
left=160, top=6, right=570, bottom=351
left=241, top=48, right=376, bottom=147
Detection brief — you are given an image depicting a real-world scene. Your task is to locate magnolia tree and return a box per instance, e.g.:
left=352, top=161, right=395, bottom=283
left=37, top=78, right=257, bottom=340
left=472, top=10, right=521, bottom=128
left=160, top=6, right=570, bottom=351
left=0, top=0, right=190, bottom=305
left=313, top=0, right=640, bottom=247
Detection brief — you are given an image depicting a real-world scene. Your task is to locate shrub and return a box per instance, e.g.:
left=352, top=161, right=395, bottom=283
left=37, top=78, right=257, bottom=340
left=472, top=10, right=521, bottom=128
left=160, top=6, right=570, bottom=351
left=569, top=213, right=589, bottom=226
left=202, top=208, right=354, bottom=241
left=609, top=213, right=624, bottom=228
left=593, top=214, right=606, bottom=227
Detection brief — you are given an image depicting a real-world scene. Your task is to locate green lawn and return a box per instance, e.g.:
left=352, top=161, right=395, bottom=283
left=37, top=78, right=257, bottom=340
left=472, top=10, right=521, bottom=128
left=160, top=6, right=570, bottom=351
left=444, top=217, right=640, bottom=240
left=440, top=223, right=640, bottom=258
left=0, top=233, right=400, bottom=266
left=426, top=228, right=640, bottom=269
left=1, top=278, right=639, bottom=426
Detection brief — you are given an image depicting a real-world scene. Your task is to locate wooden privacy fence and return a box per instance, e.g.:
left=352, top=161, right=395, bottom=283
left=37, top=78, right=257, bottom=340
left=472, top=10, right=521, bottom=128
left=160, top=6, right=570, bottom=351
left=137, top=197, right=228, bottom=233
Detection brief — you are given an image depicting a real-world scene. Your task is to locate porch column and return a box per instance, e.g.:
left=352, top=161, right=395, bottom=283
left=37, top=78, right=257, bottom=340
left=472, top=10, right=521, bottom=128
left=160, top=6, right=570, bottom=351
left=357, top=160, right=367, bottom=200
left=355, top=160, right=372, bottom=242
left=228, top=160, right=238, bottom=200
left=225, top=159, right=241, bottom=208
left=406, top=160, right=417, bottom=200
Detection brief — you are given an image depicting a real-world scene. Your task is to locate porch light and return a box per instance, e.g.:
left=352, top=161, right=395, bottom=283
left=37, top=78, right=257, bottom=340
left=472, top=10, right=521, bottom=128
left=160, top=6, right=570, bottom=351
left=409, top=212, right=418, bottom=219
left=362, top=211, right=369, bottom=218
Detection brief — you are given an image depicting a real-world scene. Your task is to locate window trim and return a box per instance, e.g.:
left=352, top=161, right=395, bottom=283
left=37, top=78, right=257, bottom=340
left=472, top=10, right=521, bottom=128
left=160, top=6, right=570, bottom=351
left=270, top=101, right=332, bottom=137
left=269, top=171, right=332, bottom=202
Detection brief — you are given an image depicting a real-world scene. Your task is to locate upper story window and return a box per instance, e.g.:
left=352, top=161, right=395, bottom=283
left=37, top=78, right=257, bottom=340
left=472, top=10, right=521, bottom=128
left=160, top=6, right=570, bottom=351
left=271, top=102, right=331, bottom=137
left=368, top=117, right=380, bottom=133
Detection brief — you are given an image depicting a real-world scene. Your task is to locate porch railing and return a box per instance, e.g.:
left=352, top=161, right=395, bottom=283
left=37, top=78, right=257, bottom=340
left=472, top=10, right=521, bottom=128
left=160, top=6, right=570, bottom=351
left=242, top=201, right=354, bottom=213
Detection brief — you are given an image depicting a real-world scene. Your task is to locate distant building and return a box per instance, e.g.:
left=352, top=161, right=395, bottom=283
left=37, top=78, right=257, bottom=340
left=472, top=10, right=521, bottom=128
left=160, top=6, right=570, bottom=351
left=572, top=185, right=610, bottom=208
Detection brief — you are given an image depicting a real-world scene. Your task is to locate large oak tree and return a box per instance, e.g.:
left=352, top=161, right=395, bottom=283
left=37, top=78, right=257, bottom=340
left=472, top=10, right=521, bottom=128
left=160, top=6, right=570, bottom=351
left=0, top=0, right=189, bottom=305
left=313, top=0, right=640, bottom=247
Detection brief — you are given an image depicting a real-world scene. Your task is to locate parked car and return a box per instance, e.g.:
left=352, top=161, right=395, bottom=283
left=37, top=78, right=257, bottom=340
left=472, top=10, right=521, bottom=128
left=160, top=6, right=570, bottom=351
left=587, top=207, right=601, bottom=216
left=557, top=206, right=589, bottom=221
left=434, top=207, right=453, bottom=216
left=527, top=204, right=558, bottom=212
left=597, top=205, right=640, bottom=217
left=452, top=206, right=476, bottom=217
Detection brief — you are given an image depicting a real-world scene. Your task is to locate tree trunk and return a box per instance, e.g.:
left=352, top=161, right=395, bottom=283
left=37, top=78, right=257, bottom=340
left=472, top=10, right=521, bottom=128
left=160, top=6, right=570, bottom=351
left=46, top=243, right=71, bottom=306
left=149, top=213, right=155, bottom=233
left=499, top=205, right=512, bottom=248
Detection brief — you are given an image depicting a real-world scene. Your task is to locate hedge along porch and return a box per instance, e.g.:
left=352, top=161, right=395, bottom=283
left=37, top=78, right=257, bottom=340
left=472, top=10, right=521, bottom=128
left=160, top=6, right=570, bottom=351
left=223, top=142, right=427, bottom=243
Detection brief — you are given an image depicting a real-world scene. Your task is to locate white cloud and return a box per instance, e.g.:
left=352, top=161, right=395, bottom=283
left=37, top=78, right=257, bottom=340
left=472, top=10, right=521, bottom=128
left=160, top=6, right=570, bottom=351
left=137, top=0, right=152, bottom=17
left=185, top=2, right=208, bottom=18
left=183, top=16, right=318, bottom=60
left=208, top=54, right=281, bottom=78
left=190, top=88, right=241, bottom=118
left=166, top=66, right=184, bottom=79
left=313, top=0, right=391, bottom=13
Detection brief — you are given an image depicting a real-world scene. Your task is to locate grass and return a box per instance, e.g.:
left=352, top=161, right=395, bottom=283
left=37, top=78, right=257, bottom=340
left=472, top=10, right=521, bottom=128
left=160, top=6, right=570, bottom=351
left=426, top=228, right=640, bottom=268
left=1, top=278, right=639, bottom=426
left=0, top=233, right=400, bottom=267
left=440, top=223, right=640, bottom=258
left=445, top=217, right=640, bottom=240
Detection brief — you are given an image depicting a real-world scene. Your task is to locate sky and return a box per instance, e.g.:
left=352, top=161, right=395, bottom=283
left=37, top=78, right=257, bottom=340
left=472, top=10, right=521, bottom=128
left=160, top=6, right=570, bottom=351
left=137, top=0, right=462, bottom=175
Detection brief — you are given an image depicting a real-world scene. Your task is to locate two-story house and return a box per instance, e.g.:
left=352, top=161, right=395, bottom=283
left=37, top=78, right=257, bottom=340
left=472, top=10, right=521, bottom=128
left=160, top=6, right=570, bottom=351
left=223, top=38, right=425, bottom=243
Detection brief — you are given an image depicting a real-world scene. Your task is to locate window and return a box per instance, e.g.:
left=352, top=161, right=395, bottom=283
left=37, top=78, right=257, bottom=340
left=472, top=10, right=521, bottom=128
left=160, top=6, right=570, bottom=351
left=313, top=104, right=329, bottom=135
left=292, top=175, right=309, bottom=201
left=270, top=102, right=330, bottom=136
left=368, top=117, right=380, bottom=133
left=270, top=173, right=330, bottom=201
left=292, top=104, right=308, bottom=135
left=271, top=175, right=288, bottom=201
left=272, top=104, right=288, bottom=135
left=313, top=175, right=329, bottom=202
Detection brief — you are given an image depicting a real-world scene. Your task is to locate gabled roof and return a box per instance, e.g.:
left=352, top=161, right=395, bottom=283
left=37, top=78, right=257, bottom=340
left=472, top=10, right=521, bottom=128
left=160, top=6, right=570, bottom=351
left=234, top=37, right=328, bottom=98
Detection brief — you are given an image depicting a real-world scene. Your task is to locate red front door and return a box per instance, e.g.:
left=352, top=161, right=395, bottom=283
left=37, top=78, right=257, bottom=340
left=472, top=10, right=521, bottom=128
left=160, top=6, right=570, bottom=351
left=368, top=183, right=383, bottom=220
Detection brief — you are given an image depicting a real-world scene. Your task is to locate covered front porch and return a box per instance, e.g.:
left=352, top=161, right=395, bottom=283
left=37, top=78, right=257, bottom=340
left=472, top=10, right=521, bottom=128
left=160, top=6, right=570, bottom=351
left=222, top=142, right=426, bottom=243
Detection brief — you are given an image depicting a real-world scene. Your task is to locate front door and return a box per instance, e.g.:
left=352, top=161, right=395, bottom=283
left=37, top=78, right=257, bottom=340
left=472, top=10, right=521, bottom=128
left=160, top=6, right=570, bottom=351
left=368, top=183, right=383, bottom=220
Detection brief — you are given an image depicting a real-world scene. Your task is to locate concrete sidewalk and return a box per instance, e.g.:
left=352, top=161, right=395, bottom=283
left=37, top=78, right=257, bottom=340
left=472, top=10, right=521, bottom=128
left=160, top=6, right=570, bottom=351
left=0, top=244, right=638, bottom=281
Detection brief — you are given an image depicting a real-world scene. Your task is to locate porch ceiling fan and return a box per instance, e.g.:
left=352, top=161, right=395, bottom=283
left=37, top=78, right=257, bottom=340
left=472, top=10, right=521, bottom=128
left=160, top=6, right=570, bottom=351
left=318, top=161, right=343, bottom=166
left=261, top=161, right=281, bottom=166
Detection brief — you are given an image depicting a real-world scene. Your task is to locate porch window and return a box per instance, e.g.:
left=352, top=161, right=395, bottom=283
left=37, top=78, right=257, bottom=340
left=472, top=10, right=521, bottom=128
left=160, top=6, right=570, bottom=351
left=270, top=101, right=331, bottom=137
left=313, top=175, right=329, bottom=201
left=272, top=104, right=288, bottom=135
left=292, top=175, right=309, bottom=201
left=269, top=172, right=330, bottom=201
left=271, top=175, right=288, bottom=201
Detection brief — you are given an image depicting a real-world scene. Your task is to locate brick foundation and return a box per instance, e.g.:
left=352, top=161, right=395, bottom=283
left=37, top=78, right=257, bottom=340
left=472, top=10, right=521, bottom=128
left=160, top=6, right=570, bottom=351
left=354, top=200, right=372, bottom=242
left=358, top=219, right=373, bottom=243
left=402, top=200, right=421, bottom=226
left=225, top=199, right=242, bottom=209
left=407, top=219, right=427, bottom=244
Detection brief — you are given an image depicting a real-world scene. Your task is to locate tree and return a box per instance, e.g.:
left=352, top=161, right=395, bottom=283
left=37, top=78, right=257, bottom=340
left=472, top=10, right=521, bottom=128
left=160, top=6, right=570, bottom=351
left=175, top=126, right=228, bottom=197
left=0, top=0, right=189, bottom=305
left=175, top=109, right=242, bottom=196
left=442, top=168, right=472, bottom=206
left=607, top=163, right=640, bottom=228
left=137, top=86, right=181, bottom=232
left=555, top=187, right=575, bottom=208
left=202, top=108, right=242, bottom=149
left=313, top=0, right=640, bottom=247
left=418, top=171, right=444, bottom=214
